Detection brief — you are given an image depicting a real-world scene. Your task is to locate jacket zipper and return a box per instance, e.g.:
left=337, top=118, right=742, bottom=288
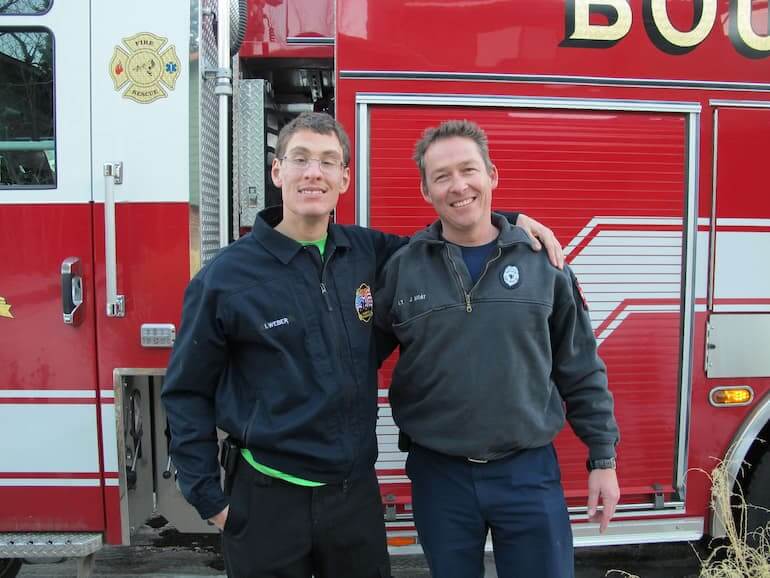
left=319, top=250, right=333, bottom=312
left=447, top=246, right=503, bottom=313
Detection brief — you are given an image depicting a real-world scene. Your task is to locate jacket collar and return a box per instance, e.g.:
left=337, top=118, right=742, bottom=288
left=412, top=212, right=534, bottom=248
left=251, top=205, right=351, bottom=264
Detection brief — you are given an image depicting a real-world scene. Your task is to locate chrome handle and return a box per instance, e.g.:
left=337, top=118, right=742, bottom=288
left=103, top=162, right=125, bottom=317
left=61, top=257, right=83, bottom=326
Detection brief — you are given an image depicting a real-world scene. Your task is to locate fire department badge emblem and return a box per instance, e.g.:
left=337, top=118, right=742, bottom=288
left=109, top=32, right=181, bottom=104
left=501, top=265, right=520, bottom=288
left=573, top=275, right=589, bottom=310
left=0, top=296, right=13, bottom=319
left=355, top=283, right=374, bottom=323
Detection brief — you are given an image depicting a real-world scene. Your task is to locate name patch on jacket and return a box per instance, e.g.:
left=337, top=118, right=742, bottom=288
left=355, top=283, right=374, bottom=322
left=263, top=317, right=289, bottom=330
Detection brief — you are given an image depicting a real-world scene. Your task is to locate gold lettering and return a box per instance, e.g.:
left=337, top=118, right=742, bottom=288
left=735, top=0, right=770, bottom=52
left=568, top=0, right=632, bottom=42
left=649, top=0, right=716, bottom=48
left=0, top=297, right=13, bottom=319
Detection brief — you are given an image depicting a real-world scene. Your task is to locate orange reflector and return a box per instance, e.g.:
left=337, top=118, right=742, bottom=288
left=388, top=536, right=417, bottom=547
left=710, top=387, right=753, bottom=406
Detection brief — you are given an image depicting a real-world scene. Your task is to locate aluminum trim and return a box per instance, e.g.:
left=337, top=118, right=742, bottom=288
left=354, top=93, right=700, bottom=113
left=356, top=101, right=370, bottom=227
left=287, top=36, right=334, bottom=45
left=711, top=390, right=770, bottom=538
left=189, top=0, right=202, bottom=277
left=341, top=70, right=770, bottom=93
left=710, top=99, right=770, bottom=108
left=674, top=113, right=700, bottom=497
left=571, top=517, right=704, bottom=548
left=0, top=389, right=96, bottom=399
left=112, top=368, right=166, bottom=545
left=217, top=0, right=232, bottom=249
left=113, top=369, right=130, bottom=545
left=0, top=478, right=101, bottom=487
left=386, top=517, right=704, bottom=555
left=708, top=385, right=756, bottom=408
left=567, top=502, right=685, bottom=516
left=708, top=109, right=719, bottom=311
left=0, top=533, right=102, bottom=558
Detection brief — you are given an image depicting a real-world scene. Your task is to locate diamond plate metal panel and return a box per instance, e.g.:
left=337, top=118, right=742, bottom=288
left=234, top=79, right=266, bottom=232
left=0, top=533, right=102, bottom=558
left=199, top=0, right=222, bottom=266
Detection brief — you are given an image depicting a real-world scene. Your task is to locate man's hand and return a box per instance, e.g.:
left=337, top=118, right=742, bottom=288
left=587, top=469, right=620, bottom=533
left=209, top=506, right=229, bottom=531
left=515, top=214, right=565, bottom=270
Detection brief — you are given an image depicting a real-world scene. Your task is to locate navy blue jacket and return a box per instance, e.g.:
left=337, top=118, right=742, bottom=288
left=161, top=208, right=406, bottom=519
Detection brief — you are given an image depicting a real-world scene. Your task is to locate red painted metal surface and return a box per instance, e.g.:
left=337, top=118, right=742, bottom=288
left=336, top=0, right=770, bottom=83
left=0, top=487, right=104, bottom=532
left=91, top=202, right=190, bottom=389
left=104, top=485, right=123, bottom=545
left=240, top=0, right=333, bottom=59
left=715, top=107, right=770, bottom=218
left=335, top=0, right=770, bottom=531
left=0, top=204, right=98, bottom=389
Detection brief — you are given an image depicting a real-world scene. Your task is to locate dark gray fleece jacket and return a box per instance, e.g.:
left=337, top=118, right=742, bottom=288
left=374, top=213, right=619, bottom=462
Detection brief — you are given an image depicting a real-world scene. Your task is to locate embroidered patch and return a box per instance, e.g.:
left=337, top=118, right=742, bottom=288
left=355, top=283, right=374, bottom=322
left=500, top=265, right=520, bottom=288
left=573, top=275, right=589, bottom=310
left=263, top=317, right=289, bottom=330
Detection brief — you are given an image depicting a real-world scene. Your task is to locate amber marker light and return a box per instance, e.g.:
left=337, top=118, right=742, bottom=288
left=709, top=386, right=754, bottom=407
left=387, top=536, right=417, bottom=547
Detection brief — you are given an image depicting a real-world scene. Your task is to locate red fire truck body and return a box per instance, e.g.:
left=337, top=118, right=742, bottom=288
left=1, top=0, right=769, bottom=575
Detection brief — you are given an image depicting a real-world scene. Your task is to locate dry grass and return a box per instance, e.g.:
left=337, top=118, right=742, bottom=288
left=605, top=456, right=770, bottom=578
left=696, top=456, right=770, bottom=578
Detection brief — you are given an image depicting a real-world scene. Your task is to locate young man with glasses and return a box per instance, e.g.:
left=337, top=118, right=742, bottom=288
left=162, top=112, right=564, bottom=578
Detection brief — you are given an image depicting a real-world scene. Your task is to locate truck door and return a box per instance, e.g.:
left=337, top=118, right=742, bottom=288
left=707, top=104, right=770, bottom=378
left=0, top=0, right=104, bottom=532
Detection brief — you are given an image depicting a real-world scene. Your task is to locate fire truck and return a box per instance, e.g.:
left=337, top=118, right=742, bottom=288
left=1, top=0, right=770, bottom=576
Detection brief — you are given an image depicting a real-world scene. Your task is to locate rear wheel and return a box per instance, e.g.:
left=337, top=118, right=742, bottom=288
left=744, top=450, right=770, bottom=547
left=0, top=558, right=22, bottom=578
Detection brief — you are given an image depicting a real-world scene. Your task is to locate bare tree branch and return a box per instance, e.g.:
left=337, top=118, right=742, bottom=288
left=0, top=0, right=22, bottom=14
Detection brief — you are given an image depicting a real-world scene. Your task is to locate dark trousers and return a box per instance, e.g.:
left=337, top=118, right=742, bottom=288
left=222, top=459, right=391, bottom=578
left=407, top=443, right=574, bottom=578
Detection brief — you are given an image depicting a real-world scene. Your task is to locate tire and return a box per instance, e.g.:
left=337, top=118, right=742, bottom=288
left=0, top=558, right=22, bottom=578
left=744, top=450, right=770, bottom=547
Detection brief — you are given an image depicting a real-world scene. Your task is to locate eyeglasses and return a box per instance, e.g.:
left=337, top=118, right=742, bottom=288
left=280, top=156, right=346, bottom=175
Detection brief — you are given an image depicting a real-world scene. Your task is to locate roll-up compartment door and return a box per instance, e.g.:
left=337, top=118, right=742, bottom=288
left=368, top=105, right=689, bottom=510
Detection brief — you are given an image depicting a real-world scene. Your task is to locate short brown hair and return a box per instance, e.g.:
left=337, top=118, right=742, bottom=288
left=276, top=112, right=351, bottom=166
left=413, top=120, right=493, bottom=189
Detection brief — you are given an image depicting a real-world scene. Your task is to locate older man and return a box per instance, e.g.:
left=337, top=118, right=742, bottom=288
left=375, top=119, right=620, bottom=578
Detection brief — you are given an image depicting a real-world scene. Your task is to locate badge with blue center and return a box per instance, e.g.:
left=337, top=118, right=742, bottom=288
left=355, top=283, right=374, bottom=322
left=500, top=265, right=520, bottom=289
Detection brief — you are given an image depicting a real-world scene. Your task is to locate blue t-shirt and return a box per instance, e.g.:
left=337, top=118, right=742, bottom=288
left=459, top=239, right=499, bottom=285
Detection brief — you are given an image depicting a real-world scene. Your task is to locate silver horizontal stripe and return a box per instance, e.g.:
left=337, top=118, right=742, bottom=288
left=287, top=36, right=334, bottom=45
left=710, top=99, right=770, bottom=108
left=387, top=517, right=704, bottom=555
left=568, top=501, right=685, bottom=517
left=355, top=92, right=701, bottom=113
left=340, top=70, right=770, bottom=93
